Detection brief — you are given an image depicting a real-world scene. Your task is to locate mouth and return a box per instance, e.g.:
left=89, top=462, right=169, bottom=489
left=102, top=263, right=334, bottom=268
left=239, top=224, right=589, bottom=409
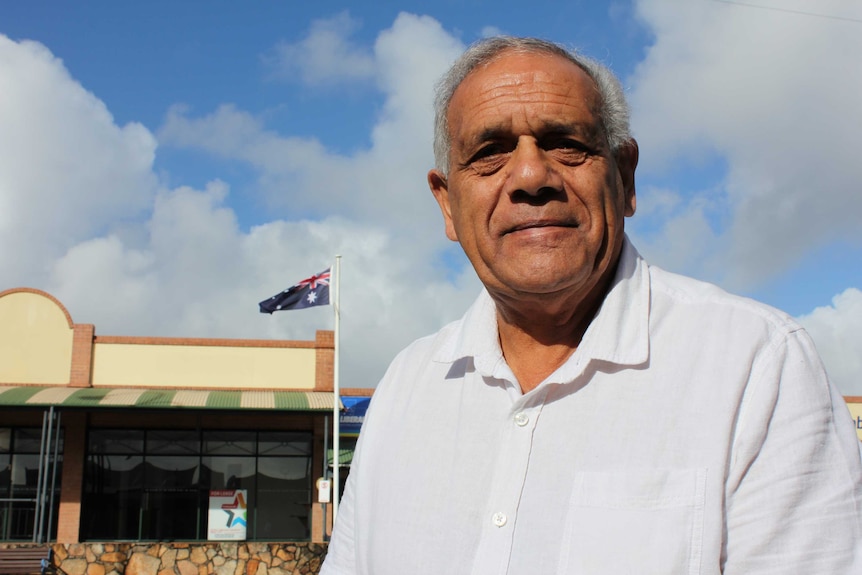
left=503, top=219, right=579, bottom=235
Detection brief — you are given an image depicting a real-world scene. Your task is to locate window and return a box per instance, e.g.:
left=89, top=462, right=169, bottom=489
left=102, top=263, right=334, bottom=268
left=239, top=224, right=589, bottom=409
left=82, top=429, right=312, bottom=541
left=0, top=427, right=63, bottom=541
left=336, top=436, right=357, bottom=501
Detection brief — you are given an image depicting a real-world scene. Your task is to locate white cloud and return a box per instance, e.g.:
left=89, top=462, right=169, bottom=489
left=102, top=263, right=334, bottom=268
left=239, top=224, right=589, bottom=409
left=161, top=13, right=464, bottom=261
left=267, top=11, right=375, bottom=85
left=0, top=23, right=477, bottom=388
left=628, top=0, right=862, bottom=288
left=159, top=103, right=331, bottom=205
left=47, top=180, right=480, bottom=386
left=797, top=288, right=862, bottom=396
left=5, top=9, right=858, bottom=393
left=628, top=185, right=723, bottom=278
left=0, top=35, right=158, bottom=284
left=153, top=14, right=476, bottom=385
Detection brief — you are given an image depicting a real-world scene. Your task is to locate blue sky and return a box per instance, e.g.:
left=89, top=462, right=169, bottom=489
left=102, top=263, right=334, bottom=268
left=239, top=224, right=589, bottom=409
left=1, top=0, right=860, bottom=393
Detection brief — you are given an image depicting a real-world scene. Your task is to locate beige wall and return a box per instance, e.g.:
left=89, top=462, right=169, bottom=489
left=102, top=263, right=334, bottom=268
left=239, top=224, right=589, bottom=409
left=1, top=288, right=326, bottom=391
left=0, top=290, right=72, bottom=384
left=91, top=342, right=316, bottom=389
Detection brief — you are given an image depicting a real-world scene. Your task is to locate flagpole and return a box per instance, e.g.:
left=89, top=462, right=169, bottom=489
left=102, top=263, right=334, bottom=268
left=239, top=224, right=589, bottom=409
left=332, top=254, right=341, bottom=522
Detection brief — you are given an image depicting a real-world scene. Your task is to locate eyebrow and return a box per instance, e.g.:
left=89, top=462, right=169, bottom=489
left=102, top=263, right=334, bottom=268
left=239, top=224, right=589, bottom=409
left=462, top=120, right=598, bottom=149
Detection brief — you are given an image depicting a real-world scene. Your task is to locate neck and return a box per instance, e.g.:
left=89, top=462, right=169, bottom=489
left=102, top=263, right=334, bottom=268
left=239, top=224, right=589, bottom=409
left=492, top=259, right=620, bottom=394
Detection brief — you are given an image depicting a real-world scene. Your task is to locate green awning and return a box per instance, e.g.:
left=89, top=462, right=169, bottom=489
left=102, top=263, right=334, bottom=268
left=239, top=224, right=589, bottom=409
left=0, top=386, right=338, bottom=411
left=327, top=447, right=355, bottom=467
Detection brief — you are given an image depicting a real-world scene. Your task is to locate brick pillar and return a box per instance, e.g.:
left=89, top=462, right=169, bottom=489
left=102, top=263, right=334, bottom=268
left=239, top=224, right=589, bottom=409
left=314, top=330, right=334, bottom=392
left=56, top=412, right=86, bottom=543
left=69, top=324, right=94, bottom=387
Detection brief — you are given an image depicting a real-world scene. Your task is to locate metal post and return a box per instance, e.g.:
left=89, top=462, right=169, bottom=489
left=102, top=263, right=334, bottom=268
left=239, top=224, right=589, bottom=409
left=332, top=255, right=342, bottom=521
left=33, top=408, right=51, bottom=542
left=46, top=411, right=62, bottom=542
left=322, top=414, right=329, bottom=538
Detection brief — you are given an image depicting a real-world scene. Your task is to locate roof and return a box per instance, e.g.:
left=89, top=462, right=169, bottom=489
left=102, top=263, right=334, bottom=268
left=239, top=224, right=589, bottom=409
left=0, top=386, right=338, bottom=411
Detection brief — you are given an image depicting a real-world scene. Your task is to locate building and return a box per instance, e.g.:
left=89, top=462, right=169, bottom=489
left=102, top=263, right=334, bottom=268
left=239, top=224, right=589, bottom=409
left=2, top=286, right=858, bottom=573
left=0, top=287, right=354, bottom=551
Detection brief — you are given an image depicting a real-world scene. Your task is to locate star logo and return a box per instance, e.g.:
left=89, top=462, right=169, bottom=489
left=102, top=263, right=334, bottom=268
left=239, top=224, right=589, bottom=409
left=221, top=491, right=247, bottom=528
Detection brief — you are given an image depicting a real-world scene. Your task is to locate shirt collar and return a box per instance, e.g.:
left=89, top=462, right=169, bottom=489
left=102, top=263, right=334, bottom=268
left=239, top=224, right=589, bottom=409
left=432, top=236, right=650, bottom=377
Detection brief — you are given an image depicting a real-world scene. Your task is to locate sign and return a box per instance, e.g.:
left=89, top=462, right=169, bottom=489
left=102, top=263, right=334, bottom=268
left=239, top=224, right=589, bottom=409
left=845, top=398, right=862, bottom=443
left=207, top=490, right=247, bottom=540
left=317, top=478, right=332, bottom=503
left=340, top=396, right=371, bottom=436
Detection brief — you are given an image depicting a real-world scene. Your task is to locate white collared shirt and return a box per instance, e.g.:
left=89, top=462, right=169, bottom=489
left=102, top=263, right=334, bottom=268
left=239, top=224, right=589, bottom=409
left=322, top=239, right=862, bottom=575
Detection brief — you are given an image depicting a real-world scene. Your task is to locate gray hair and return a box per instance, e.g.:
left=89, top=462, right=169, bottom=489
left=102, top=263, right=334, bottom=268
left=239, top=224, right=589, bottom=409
left=432, top=36, right=632, bottom=174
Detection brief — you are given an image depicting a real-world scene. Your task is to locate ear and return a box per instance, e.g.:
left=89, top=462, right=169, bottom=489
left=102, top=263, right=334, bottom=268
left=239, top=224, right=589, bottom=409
left=616, top=140, right=639, bottom=217
left=428, top=169, right=459, bottom=242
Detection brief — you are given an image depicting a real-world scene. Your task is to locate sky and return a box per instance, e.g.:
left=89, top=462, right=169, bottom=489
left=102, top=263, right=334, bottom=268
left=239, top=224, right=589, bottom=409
left=1, top=0, right=861, bottom=394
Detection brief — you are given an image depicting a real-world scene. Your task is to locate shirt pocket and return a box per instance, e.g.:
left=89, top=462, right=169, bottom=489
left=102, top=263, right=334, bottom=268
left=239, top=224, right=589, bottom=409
left=557, top=468, right=707, bottom=575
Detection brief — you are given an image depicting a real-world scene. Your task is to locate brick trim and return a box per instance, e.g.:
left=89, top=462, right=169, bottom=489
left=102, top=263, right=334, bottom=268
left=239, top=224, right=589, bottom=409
left=70, top=324, right=94, bottom=387
left=93, top=335, right=317, bottom=348
left=0, top=287, right=74, bottom=327
left=314, top=331, right=334, bottom=392
left=341, top=388, right=374, bottom=396
left=56, top=413, right=86, bottom=543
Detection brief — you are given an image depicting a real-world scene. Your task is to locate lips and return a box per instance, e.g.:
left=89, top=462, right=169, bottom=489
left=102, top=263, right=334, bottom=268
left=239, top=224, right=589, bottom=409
left=503, top=218, right=579, bottom=235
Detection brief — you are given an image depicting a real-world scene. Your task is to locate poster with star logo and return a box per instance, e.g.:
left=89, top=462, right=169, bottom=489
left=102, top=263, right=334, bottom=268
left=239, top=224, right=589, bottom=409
left=207, top=490, right=248, bottom=540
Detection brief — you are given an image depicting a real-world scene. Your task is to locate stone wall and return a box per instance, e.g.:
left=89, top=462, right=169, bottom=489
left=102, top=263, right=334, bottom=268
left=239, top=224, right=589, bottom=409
left=1, top=542, right=328, bottom=575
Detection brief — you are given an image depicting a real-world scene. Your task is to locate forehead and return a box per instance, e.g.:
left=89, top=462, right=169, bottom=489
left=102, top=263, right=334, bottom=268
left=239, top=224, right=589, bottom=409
left=447, top=51, right=601, bottom=140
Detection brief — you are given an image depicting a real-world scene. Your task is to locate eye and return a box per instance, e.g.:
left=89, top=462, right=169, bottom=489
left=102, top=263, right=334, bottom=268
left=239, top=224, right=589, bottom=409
left=465, top=142, right=511, bottom=175
left=469, top=142, right=505, bottom=162
left=545, top=137, right=590, bottom=164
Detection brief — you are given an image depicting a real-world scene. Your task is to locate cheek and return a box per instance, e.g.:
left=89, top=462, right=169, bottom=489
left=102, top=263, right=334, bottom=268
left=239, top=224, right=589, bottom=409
left=444, top=216, right=459, bottom=242
left=448, top=188, right=484, bottom=237
left=449, top=209, right=473, bottom=245
left=593, top=175, right=628, bottom=221
left=447, top=177, right=509, bottom=250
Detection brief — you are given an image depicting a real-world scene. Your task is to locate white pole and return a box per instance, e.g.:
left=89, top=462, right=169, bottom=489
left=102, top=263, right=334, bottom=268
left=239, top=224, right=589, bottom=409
left=332, top=255, right=342, bottom=522
left=321, top=414, right=328, bottom=528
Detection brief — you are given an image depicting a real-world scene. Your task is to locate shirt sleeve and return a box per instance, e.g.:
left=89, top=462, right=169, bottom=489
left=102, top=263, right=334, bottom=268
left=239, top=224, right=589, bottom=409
left=319, top=346, right=412, bottom=575
left=723, top=327, right=862, bottom=573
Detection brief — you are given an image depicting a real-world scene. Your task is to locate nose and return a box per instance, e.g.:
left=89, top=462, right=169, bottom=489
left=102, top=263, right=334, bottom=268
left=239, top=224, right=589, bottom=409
left=504, top=137, right=564, bottom=201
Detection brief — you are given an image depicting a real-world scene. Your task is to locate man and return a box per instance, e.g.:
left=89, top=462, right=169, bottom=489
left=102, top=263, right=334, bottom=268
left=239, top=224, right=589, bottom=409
left=321, top=37, right=862, bottom=574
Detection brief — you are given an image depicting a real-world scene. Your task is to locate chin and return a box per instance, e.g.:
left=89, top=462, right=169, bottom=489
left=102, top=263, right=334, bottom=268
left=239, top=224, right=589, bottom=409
left=502, top=270, right=593, bottom=297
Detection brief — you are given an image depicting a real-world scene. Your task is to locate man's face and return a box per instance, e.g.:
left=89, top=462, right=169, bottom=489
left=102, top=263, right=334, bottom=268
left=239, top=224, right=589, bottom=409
left=428, top=51, right=637, bottom=303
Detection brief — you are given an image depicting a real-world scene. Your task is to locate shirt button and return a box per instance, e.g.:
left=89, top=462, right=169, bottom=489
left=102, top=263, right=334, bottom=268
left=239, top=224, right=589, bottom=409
left=514, top=412, right=529, bottom=426
left=492, top=512, right=507, bottom=527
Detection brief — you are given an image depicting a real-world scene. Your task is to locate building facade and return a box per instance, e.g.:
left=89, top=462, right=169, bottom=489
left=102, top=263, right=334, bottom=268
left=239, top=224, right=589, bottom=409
left=0, top=287, right=344, bottom=546
left=2, top=286, right=858, bottom=574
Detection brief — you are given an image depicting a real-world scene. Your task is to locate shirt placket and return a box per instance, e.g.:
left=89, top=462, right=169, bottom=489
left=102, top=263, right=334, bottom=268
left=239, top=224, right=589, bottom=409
left=470, top=396, right=542, bottom=575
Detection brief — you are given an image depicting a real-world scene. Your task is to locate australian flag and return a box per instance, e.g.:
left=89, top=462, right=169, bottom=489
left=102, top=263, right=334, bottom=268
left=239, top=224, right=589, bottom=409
left=259, top=268, right=331, bottom=313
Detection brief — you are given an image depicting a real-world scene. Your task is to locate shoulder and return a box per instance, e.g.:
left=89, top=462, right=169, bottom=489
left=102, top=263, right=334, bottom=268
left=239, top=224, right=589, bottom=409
left=377, top=318, right=464, bottom=387
left=376, top=290, right=491, bottom=387
left=647, top=263, right=803, bottom=340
